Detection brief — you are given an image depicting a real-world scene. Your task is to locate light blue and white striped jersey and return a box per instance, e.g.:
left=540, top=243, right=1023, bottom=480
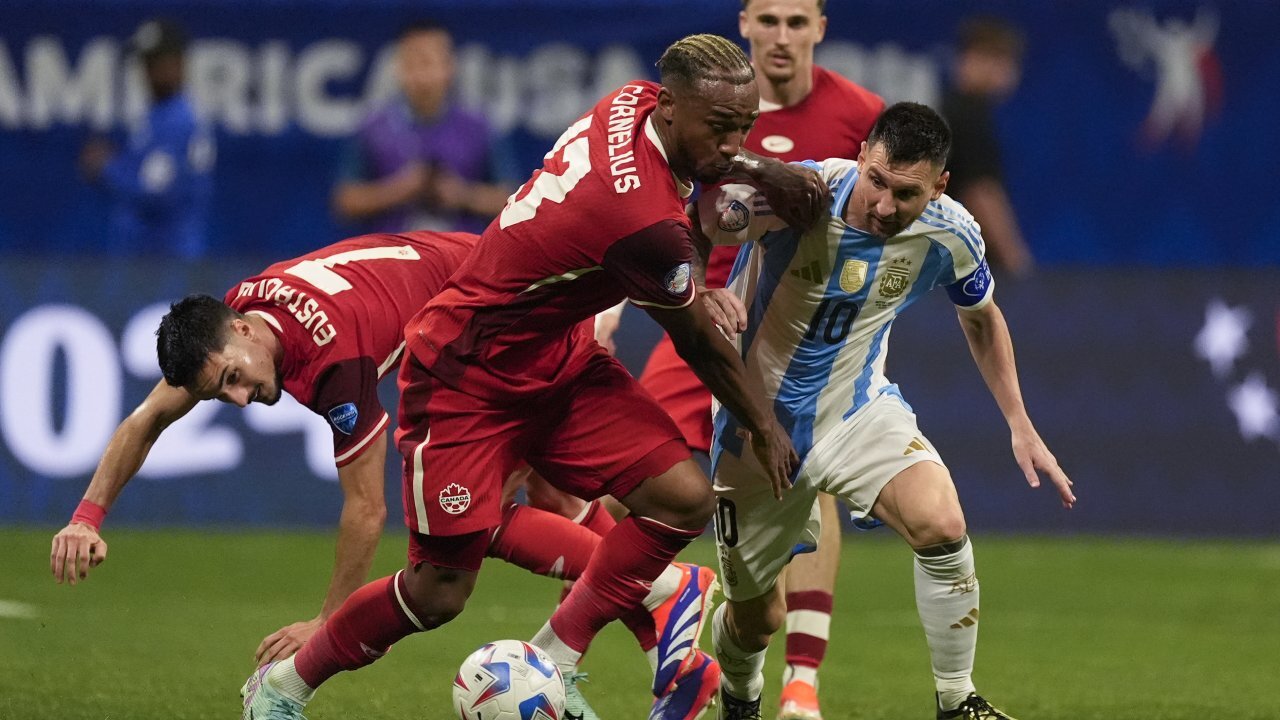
left=702, top=158, right=994, bottom=465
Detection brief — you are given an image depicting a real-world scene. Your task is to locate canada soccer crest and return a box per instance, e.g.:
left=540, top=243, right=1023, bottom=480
left=439, top=483, right=472, bottom=514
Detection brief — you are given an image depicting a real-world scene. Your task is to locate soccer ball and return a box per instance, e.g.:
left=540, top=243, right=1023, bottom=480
left=452, top=640, right=565, bottom=720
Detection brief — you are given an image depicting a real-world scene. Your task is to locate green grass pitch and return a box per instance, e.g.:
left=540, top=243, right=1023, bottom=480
left=2, top=528, right=1277, bottom=719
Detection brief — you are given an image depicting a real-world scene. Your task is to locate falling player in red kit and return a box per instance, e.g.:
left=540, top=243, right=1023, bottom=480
left=49, top=231, right=720, bottom=710
left=630, top=3, right=884, bottom=719
left=242, top=34, right=830, bottom=720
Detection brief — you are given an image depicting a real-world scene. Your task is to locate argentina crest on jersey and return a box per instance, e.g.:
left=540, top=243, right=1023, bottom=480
left=327, top=402, right=359, bottom=435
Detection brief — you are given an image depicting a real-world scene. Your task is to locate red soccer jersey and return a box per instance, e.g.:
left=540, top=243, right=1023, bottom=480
left=704, top=66, right=884, bottom=286
left=406, top=81, right=696, bottom=399
left=225, top=231, right=476, bottom=466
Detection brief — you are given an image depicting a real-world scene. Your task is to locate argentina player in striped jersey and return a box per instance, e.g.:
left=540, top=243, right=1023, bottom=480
left=694, top=103, right=1076, bottom=720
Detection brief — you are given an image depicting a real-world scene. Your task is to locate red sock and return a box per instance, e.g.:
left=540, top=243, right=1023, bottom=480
left=549, top=516, right=700, bottom=653
left=294, top=573, right=422, bottom=688
left=784, top=590, right=834, bottom=678
left=578, top=502, right=653, bottom=649
left=489, top=503, right=600, bottom=580
left=577, top=500, right=618, bottom=536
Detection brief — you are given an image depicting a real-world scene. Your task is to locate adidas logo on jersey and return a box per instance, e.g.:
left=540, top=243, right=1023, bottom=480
left=903, top=437, right=928, bottom=455
left=789, top=259, right=826, bottom=283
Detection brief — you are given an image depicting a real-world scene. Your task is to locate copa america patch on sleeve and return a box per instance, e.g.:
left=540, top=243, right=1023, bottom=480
left=664, top=262, right=692, bottom=294
left=718, top=199, right=750, bottom=232
left=327, top=402, right=359, bottom=435
left=962, top=259, right=992, bottom=298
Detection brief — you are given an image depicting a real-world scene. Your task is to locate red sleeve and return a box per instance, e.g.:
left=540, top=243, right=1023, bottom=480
left=310, top=357, right=389, bottom=467
left=602, top=219, right=696, bottom=309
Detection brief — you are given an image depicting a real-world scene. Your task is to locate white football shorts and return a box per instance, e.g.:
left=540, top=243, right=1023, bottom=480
left=712, top=391, right=945, bottom=601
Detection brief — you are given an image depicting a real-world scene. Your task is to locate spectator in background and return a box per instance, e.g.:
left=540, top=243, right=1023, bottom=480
left=79, top=18, right=215, bottom=259
left=941, top=17, right=1033, bottom=278
left=332, top=20, right=511, bottom=234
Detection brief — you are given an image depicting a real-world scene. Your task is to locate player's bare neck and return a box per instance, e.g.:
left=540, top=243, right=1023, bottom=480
left=760, top=72, right=813, bottom=109
left=246, top=314, right=286, bottom=367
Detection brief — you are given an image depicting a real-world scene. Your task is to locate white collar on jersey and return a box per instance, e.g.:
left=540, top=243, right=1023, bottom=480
left=758, top=97, right=783, bottom=113
left=644, top=116, right=694, bottom=199
left=246, top=309, right=283, bottom=334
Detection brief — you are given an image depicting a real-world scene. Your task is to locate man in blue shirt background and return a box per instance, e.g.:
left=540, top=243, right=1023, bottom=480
left=79, top=18, right=215, bottom=258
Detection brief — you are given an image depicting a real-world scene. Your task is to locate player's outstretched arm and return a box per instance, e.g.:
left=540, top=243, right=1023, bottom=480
left=956, top=300, right=1076, bottom=509
left=50, top=381, right=199, bottom=584
left=648, top=300, right=797, bottom=498
left=726, top=150, right=831, bottom=230
left=255, top=430, right=388, bottom=666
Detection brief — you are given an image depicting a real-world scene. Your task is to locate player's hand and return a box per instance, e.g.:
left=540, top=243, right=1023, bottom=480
left=701, top=288, right=747, bottom=340
left=749, top=420, right=799, bottom=500
left=256, top=616, right=323, bottom=667
left=755, top=162, right=831, bottom=230
left=50, top=522, right=108, bottom=585
left=1011, top=425, right=1075, bottom=509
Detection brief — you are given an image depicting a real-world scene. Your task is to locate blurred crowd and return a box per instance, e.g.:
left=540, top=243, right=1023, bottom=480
left=80, top=15, right=1033, bottom=278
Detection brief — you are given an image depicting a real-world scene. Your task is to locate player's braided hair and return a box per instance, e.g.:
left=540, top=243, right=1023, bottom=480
left=156, top=294, right=239, bottom=389
left=866, top=102, right=952, bottom=168
left=656, top=34, right=754, bottom=90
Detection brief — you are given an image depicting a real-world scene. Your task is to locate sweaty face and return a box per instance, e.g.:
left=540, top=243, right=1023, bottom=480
left=663, top=79, right=759, bottom=184
left=846, top=142, right=948, bottom=239
left=189, top=334, right=282, bottom=408
left=739, top=0, right=827, bottom=85
left=397, top=30, right=454, bottom=116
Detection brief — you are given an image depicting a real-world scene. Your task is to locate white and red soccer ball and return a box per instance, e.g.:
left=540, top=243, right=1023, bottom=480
left=453, top=640, right=565, bottom=720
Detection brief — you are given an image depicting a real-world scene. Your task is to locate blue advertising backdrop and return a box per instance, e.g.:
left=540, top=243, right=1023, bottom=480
left=1, top=262, right=1277, bottom=534
left=0, top=0, right=1276, bottom=264
left=1, top=0, right=1277, bottom=535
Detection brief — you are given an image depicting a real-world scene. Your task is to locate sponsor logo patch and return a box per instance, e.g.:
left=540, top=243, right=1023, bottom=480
left=327, top=402, right=359, bottom=435
left=439, top=483, right=472, bottom=515
left=760, top=134, right=796, bottom=154
left=665, top=262, right=692, bottom=295
left=718, top=199, right=750, bottom=232
left=839, top=259, right=869, bottom=293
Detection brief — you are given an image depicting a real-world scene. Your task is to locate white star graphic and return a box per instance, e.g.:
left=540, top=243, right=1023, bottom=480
left=1227, top=373, right=1279, bottom=442
left=1194, top=299, right=1251, bottom=379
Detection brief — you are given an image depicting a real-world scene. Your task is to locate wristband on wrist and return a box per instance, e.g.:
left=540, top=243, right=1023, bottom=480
left=71, top=500, right=107, bottom=531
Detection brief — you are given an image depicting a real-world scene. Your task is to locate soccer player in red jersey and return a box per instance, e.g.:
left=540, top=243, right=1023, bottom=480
left=628, top=4, right=884, bottom=719
left=243, top=34, right=825, bottom=720
left=48, top=231, right=717, bottom=706
left=49, top=231, right=473, bottom=656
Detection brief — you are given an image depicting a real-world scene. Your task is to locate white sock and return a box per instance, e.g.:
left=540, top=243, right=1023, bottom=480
left=914, top=536, right=979, bottom=710
left=531, top=621, right=583, bottom=677
left=265, top=656, right=315, bottom=704
left=712, top=602, right=766, bottom=701
left=642, top=564, right=684, bottom=612
left=645, top=646, right=659, bottom=676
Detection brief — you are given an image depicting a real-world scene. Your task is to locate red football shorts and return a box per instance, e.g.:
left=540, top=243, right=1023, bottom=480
left=637, top=334, right=713, bottom=454
left=397, top=350, right=690, bottom=557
